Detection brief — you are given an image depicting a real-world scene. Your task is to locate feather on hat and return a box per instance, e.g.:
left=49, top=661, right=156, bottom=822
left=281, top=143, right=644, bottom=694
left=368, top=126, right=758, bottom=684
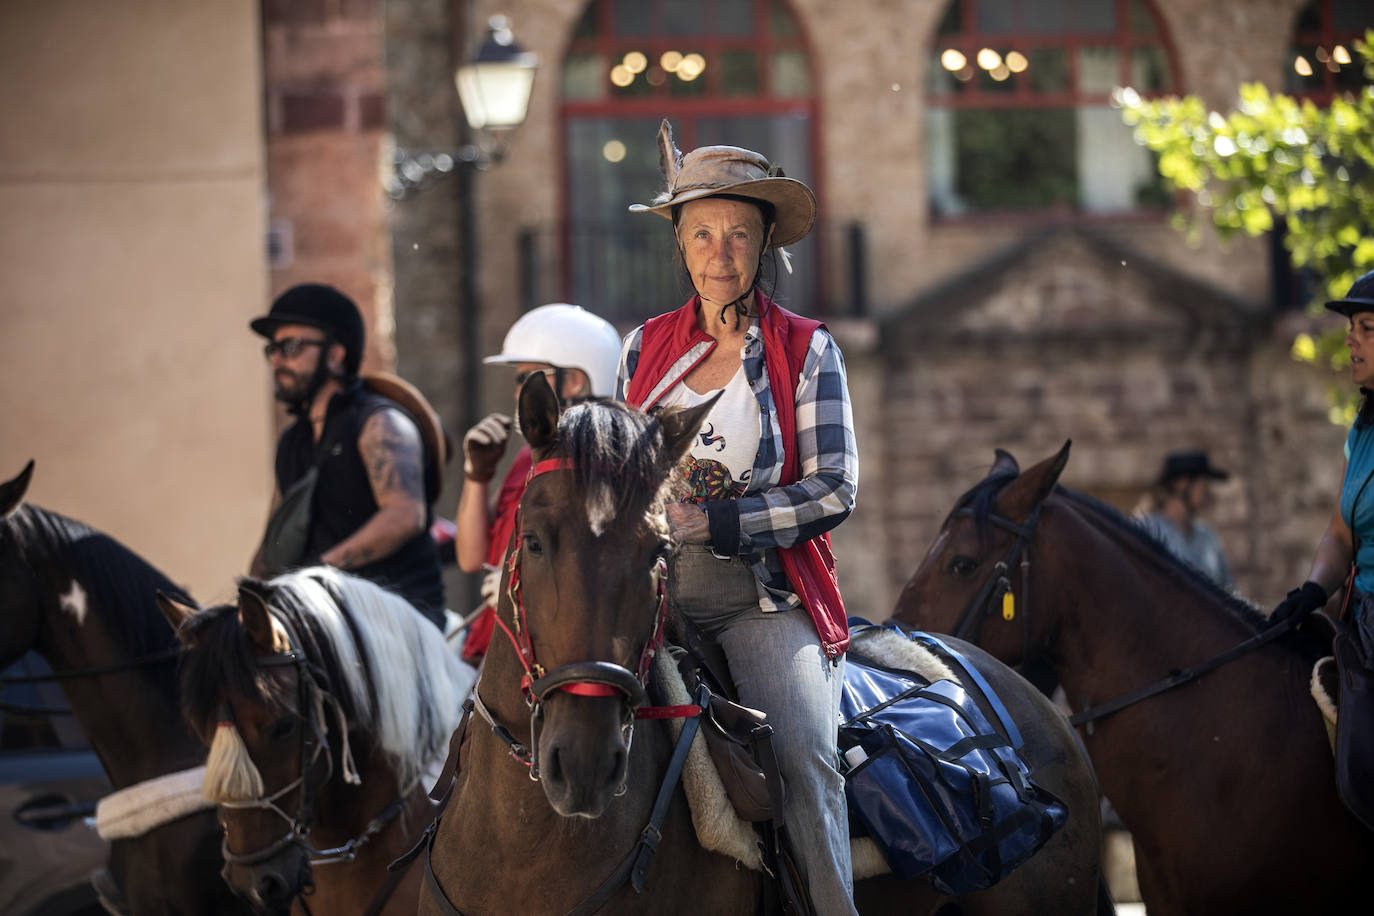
left=628, top=119, right=816, bottom=248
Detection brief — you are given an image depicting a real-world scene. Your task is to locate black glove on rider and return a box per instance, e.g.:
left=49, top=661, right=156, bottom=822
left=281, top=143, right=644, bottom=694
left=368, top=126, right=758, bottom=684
left=1267, top=581, right=1327, bottom=629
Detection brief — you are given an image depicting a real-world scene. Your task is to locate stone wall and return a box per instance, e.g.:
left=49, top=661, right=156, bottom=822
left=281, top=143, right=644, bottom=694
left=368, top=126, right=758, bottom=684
left=828, top=230, right=1348, bottom=621
left=262, top=0, right=393, bottom=372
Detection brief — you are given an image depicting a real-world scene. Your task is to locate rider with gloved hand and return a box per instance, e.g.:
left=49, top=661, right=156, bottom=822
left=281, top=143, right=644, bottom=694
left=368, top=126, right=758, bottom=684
left=453, top=303, right=622, bottom=663
left=1271, top=270, right=1374, bottom=638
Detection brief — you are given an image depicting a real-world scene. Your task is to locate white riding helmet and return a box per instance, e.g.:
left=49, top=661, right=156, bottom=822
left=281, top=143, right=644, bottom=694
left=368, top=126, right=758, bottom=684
left=483, top=303, right=622, bottom=398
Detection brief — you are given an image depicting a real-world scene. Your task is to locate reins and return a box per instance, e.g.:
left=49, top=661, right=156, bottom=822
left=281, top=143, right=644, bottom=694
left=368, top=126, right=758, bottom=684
left=214, top=610, right=418, bottom=916
left=0, top=647, right=181, bottom=717
left=960, top=502, right=1311, bottom=730
left=485, top=456, right=694, bottom=778
left=418, top=454, right=708, bottom=915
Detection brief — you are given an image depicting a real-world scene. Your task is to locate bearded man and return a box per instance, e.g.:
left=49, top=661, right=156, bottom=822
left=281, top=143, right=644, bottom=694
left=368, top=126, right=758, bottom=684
left=247, top=284, right=444, bottom=626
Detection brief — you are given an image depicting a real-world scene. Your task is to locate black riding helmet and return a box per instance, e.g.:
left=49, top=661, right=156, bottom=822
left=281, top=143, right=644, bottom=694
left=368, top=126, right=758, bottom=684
left=250, top=284, right=366, bottom=378
left=1325, top=269, right=1374, bottom=320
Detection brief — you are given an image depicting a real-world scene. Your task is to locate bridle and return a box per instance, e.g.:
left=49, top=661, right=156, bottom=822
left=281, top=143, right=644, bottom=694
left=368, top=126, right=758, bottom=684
left=942, top=499, right=1311, bottom=731
left=483, top=457, right=689, bottom=783
left=215, top=619, right=413, bottom=877
left=946, top=505, right=1043, bottom=654
left=421, top=454, right=709, bottom=916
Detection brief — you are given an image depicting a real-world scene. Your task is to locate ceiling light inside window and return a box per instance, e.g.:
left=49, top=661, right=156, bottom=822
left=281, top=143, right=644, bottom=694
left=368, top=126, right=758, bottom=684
left=976, top=48, right=1002, bottom=70
left=940, top=48, right=967, bottom=71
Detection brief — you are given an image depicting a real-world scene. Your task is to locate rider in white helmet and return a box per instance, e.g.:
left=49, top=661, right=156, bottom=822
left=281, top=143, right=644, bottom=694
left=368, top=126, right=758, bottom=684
left=454, top=303, right=623, bottom=662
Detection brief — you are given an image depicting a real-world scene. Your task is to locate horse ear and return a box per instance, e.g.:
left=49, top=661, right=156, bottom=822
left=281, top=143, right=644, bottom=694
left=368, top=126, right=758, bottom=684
left=517, top=371, right=560, bottom=453
left=989, top=449, right=1019, bottom=478
left=657, top=393, right=722, bottom=466
left=237, top=584, right=279, bottom=654
left=156, top=590, right=199, bottom=640
left=998, top=440, right=1072, bottom=520
left=1, top=460, right=35, bottom=517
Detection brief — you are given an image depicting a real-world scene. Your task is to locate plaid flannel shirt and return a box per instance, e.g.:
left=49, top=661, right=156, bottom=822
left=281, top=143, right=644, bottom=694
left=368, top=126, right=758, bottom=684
left=617, top=316, right=859, bottom=612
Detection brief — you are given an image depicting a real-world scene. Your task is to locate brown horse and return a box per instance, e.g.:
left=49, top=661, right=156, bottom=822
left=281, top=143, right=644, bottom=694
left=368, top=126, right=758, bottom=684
left=159, top=567, right=473, bottom=915
left=892, top=442, right=1374, bottom=915
left=0, top=461, right=253, bottom=915
left=421, top=374, right=1105, bottom=915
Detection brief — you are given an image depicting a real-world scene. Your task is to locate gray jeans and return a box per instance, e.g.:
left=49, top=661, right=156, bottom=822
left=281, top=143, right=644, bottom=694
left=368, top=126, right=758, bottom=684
left=670, top=545, right=858, bottom=916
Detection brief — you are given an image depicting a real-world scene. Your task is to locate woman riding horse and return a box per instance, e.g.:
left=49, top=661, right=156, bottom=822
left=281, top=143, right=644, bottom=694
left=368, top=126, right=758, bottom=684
left=1271, top=271, right=1374, bottom=639
left=619, top=119, right=859, bottom=915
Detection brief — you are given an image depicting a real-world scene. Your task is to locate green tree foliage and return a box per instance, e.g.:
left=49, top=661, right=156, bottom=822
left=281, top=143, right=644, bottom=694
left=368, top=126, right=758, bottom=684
left=1116, top=32, right=1374, bottom=423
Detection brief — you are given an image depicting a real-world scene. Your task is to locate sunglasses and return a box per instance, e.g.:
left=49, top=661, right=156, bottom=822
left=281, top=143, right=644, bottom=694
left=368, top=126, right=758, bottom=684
left=264, top=337, right=326, bottom=360
left=514, top=368, right=555, bottom=386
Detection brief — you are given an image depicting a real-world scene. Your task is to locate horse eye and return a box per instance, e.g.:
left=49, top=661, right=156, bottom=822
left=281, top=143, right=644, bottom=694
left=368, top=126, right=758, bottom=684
left=522, top=533, right=543, bottom=556
left=947, top=556, right=979, bottom=578
left=269, top=716, right=297, bottom=742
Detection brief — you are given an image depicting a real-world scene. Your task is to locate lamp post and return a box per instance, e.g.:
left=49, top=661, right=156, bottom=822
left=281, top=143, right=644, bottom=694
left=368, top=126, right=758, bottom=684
left=390, top=14, right=536, bottom=431
left=389, top=14, right=535, bottom=608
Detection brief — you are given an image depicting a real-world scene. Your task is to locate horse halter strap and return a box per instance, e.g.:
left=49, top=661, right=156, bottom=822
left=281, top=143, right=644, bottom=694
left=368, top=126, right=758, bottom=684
left=218, top=616, right=399, bottom=869
left=492, top=457, right=668, bottom=711
left=948, top=505, right=1042, bottom=649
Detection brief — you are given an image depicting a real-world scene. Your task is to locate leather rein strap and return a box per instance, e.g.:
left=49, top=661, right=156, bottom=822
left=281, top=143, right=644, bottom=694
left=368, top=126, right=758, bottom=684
left=958, top=505, right=1311, bottom=730
left=948, top=506, right=1040, bottom=653
left=415, top=455, right=710, bottom=914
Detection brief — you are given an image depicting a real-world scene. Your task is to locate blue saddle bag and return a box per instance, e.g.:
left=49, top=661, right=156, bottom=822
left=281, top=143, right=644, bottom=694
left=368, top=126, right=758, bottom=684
left=839, top=623, right=1067, bottom=894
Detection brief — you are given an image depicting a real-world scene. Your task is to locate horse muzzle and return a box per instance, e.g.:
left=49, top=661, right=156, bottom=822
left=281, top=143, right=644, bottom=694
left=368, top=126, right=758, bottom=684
left=532, top=662, right=643, bottom=817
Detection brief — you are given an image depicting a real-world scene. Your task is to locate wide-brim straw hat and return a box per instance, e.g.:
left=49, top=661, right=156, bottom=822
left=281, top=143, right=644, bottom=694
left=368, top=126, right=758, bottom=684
left=628, top=119, right=816, bottom=248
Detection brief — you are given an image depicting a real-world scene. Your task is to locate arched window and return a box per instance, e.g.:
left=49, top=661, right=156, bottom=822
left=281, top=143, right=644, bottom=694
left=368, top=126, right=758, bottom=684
left=926, top=0, right=1178, bottom=218
left=1285, top=0, right=1371, bottom=100
left=558, top=0, right=820, bottom=323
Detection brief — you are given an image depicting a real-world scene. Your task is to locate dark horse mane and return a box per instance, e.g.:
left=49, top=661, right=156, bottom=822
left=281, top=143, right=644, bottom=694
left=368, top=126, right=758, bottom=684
left=951, top=470, right=1273, bottom=632
left=3, top=503, right=191, bottom=693
left=556, top=399, right=674, bottom=530
left=178, top=576, right=367, bottom=732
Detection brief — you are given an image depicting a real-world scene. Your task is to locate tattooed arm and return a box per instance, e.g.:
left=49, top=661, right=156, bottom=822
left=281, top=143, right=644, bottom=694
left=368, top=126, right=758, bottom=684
left=320, top=407, right=428, bottom=570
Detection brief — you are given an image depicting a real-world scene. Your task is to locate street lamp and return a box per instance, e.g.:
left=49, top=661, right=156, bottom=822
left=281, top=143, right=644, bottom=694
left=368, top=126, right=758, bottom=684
left=387, top=14, right=536, bottom=609
left=388, top=15, right=537, bottom=196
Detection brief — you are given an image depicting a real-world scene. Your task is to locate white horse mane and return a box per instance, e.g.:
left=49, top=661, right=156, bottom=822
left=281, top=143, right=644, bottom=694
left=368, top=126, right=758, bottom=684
left=261, top=567, right=469, bottom=790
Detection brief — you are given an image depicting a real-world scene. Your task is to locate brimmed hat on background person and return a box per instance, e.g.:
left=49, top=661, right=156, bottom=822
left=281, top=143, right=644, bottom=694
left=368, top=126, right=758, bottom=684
left=250, top=283, right=366, bottom=377
left=1325, top=269, right=1374, bottom=320
left=1157, top=450, right=1229, bottom=487
left=628, top=119, right=816, bottom=248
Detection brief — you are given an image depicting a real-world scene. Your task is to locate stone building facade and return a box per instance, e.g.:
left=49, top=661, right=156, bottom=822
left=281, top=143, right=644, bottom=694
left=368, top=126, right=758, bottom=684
left=263, top=0, right=1364, bottom=615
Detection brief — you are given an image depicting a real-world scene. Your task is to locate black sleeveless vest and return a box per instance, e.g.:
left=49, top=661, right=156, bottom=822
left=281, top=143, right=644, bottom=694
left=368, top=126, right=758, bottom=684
left=275, top=381, right=444, bottom=624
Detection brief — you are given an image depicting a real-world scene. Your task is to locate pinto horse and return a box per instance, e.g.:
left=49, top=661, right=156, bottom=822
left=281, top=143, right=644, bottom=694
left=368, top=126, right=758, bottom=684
left=159, top=567, right=473, bottom=916
left=421, top=374, right=1105, bottom=915
left=0, top=461, right=252, bottom=915
left=892, top=443, right=1374, bottom=915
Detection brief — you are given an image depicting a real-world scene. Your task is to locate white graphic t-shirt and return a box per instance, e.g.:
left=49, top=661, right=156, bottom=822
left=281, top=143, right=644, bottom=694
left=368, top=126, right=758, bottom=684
left=658, top=365, right=759, bottom=502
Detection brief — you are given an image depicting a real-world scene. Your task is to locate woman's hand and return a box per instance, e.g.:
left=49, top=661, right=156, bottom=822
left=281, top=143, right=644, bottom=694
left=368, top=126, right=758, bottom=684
left=666, top=501, right=710, bottom=545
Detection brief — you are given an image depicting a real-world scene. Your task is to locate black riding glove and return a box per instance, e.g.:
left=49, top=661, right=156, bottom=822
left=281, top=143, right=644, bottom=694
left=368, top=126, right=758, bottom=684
left=1267, top=581, right=1327, bottom=628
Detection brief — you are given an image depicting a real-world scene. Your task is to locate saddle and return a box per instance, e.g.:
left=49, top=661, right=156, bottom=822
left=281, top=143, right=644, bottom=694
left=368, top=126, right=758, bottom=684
left=1305, top=612, right=1374, bottom=832
left=661, top=617, right=815, bottom=916
left=664, top=617, right=783, bottom=823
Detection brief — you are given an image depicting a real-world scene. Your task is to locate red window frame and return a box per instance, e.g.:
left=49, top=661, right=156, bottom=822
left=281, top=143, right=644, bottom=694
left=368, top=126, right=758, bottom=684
left=556, top=0, right=824, bottom=306
left=1287, top=0, right=1371, bottom=104
left=927, top=0, right=1182, bottom=110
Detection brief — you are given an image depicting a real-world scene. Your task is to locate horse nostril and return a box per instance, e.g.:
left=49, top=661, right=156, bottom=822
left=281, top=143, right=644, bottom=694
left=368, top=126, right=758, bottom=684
left=256, top=872, right=294, bottom=907
left=544, top=746, right=564, bottom=784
